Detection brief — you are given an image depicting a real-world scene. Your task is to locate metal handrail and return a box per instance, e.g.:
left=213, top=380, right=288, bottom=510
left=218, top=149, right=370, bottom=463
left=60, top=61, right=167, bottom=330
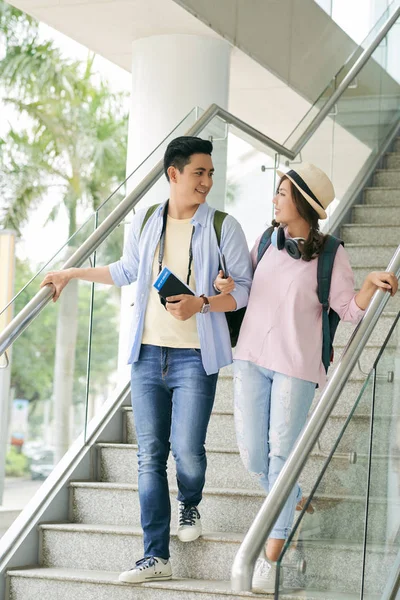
left=1, top=1, right=399, bottom=354
left=231, top=246, right=400, bottom=591
left=0, top=103, right=294, bottom=356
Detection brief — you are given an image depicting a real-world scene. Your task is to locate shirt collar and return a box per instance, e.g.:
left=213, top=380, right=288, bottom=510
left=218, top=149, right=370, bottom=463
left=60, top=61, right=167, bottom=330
left=158, top=199, right=209, bottom=227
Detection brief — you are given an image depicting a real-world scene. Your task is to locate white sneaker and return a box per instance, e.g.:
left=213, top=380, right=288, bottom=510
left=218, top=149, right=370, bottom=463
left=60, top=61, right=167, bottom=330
left=252, top=558, right=282, bottom=593
left=177, top=502, right=202, bottom=542
left=118, top=556, right=172, bottom=583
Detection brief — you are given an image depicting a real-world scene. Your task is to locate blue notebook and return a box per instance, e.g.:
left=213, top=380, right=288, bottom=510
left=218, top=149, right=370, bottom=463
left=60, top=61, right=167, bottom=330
left=153, top=267, right=195, bottom=301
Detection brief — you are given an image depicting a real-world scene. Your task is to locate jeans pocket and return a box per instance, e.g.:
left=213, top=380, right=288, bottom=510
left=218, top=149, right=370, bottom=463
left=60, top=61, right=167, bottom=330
left=191, top=348, right=201, bottom=355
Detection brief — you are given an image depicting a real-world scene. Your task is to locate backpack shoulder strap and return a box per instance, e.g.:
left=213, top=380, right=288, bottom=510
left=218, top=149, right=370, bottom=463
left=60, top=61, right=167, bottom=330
left=317, top=234, right=344, bottom=372
left=317, top=235, right=344, bottom=307
left=140, top=204, right=161, bottom=237
left=213, top=209, right=228, bottom=247
left=256, top=226, right=274, bottom=265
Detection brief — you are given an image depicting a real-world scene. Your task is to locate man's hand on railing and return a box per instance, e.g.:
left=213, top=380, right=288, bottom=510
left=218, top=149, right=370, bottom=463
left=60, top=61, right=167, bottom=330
left=40, top=269, right=74, bottom=302
left=40, top=266, right=115, bottom=301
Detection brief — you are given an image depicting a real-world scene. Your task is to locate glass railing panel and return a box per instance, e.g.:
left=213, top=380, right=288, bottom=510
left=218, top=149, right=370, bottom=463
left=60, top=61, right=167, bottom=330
left=284, top=3, right=400, bottom=150
left=203, top=119, right=278, bottom=247
left=275, top=26, right=400, bottom=236
left=0, top=214, right=97, bottom=517
left=0, top=214, right=98, bottom=322
left=275, top=372, right=375, bottom=597
left=2, top=107, right=198, bottom=310
left=363, top=313, right=400, bottom=599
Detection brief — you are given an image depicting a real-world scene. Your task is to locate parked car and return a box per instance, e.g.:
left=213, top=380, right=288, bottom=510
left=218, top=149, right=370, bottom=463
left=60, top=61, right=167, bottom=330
left=29, top=448, right=54, bottom=480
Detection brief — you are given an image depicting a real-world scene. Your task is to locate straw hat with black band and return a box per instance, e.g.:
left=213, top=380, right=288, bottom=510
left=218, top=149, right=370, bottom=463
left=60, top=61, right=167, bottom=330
left=276, top=163, right=336, bottom=220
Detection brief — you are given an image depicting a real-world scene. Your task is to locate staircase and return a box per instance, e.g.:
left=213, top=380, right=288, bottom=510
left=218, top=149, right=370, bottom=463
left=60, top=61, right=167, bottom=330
left=5, top=142, right=400, bottom=599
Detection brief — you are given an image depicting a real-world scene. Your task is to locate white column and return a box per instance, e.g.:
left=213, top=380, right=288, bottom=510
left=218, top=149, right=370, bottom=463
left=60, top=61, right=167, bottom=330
left=116, top=34, right=232, bottom=375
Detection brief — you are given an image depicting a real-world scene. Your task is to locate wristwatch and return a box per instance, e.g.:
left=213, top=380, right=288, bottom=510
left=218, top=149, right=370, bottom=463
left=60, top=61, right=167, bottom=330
left=199, top=294, right=211, bottom=314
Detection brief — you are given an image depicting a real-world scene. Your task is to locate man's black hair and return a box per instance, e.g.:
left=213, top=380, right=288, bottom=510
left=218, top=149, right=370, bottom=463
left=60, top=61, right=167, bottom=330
left=163, top=136, right=213, bottom=181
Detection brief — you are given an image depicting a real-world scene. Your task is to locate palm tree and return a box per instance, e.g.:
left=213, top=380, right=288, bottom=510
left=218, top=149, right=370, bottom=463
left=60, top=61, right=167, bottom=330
left=0, top=1, right=128, bottom=462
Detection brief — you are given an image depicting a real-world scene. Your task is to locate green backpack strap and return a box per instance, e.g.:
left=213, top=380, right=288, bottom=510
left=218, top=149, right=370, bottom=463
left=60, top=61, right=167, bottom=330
left=140, top=203, right=161, bottom=237
left=317, top=235, right=344, bottom=373
left=213, top=209, right=228, bottom=247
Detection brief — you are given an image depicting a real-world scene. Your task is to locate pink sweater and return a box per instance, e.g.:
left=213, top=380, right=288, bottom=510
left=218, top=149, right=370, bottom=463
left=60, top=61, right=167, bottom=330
left=234, top=233, right=365, bottom=389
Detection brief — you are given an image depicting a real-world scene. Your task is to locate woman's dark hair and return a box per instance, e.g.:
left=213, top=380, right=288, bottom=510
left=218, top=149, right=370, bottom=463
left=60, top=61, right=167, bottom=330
left=163, top=136, right=213, bottom=181
left=273, top=175, right=325, bottom=261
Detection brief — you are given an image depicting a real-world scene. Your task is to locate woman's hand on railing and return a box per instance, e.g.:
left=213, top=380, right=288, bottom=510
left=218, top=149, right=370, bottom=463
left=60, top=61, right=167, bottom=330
left=355, top=271, right=398, bottom=310
left=40, top=269, right=73, bottom=302
left=214, top=270, right=236, bottom=294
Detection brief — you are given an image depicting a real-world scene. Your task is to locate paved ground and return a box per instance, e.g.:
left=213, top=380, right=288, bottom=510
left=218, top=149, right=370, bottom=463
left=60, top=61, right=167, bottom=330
left=0, top=477, right=43, bottom=538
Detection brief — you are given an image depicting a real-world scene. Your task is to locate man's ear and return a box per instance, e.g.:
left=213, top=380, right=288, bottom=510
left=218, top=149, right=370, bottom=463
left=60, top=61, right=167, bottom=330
left=167, top=165, right=178, bottom=183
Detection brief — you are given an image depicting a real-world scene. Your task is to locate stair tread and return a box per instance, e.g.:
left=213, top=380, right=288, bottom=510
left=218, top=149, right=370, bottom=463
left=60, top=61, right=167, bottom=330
left=70, top=480, right=398, bottom=504
left=352, top=204, right=400, bottom=209
left=341, top=223, right=400, bottom=227
left=4, top=566, right=379, bottom=598
left=364, top=186, right=400, bottom=190
left=97, top=442, right=400, bottom=459
left=38, top=522, right=399, bottom=551
left=344, top=243, right=398, bottom=247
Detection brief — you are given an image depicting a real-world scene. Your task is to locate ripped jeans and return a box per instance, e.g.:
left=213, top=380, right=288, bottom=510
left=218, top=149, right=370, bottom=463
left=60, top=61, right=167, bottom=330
left=234, top=360, right=315, bottom=539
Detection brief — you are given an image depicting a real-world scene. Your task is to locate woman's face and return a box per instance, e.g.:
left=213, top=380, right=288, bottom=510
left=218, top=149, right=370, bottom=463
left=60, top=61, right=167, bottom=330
left=272, top=178, right=300, bottom=224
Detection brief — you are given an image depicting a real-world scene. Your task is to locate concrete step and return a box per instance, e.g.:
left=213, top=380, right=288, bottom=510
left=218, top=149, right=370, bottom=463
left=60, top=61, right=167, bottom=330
left=38, top=523, right=396, bottom=591
left=313, top=377, right=398, bottom=416
left=334, top=312, right=395, bottom=347
left=374, top=169, right=400, bottom=188
left=331, top=340, right=397, bottom=379
left=340, top=223, right=400, bottom=244
left=124, top=375, right=397, bottom=451
left=385, top=152, right=400, bottom=169
left=393, top=137, right=400, bottom=152
left=6, top=567, right=366, bottom=600
left=69, top=481, right=393, bottom=544
left=124, top=403, right=394, bottom=453
left=364, top=187, right=400, bottom=205
left=286, top=538, right=396, bottom=595
left=344, top=243, right=398, bottom=267
left=124, top=406, right=233, bottom=449
left=97, top=442, right=394, bottom=498
left=352, top=204, right=400, bottom=225
left=351, top=265, right=400, bottom=289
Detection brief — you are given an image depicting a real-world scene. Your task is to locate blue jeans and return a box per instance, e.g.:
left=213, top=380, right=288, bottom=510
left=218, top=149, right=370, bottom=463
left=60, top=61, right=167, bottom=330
left=130, top=344, right=218, bottom=559
left=234, top=360, right=315, bottom=539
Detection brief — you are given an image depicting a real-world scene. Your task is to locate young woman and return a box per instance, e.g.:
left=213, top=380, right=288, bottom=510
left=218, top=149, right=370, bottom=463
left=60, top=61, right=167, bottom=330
left=215, top=163, right=398, bottom=592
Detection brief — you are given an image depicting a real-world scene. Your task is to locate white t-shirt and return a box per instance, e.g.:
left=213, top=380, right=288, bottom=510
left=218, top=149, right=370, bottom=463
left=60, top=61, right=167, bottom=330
left=141, top=216, right=200, bottom=348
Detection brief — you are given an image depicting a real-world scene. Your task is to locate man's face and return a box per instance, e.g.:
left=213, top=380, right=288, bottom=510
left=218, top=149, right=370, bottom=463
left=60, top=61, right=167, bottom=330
left=169, top=153, right=214, bottom=206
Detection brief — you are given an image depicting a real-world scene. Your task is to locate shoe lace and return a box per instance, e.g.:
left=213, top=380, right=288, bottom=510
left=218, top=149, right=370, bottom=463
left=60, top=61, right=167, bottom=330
left=135, top=556, right=158, bottom=571
left=179, top=504, right=200, bottom=526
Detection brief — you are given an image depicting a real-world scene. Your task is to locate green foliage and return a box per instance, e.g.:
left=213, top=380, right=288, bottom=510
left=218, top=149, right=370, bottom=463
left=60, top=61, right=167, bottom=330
left=5, top=446, right=28, bottom=477
left=0, top=0, right=128, bottom=247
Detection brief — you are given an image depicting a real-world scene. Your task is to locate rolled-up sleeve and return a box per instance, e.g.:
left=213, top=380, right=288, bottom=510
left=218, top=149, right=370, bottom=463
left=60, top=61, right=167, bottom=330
left=330, top=245, right=365, bottom=324
left=221, top=215, right=253, bottom=310
left=109, top=214, right=140, bottom=287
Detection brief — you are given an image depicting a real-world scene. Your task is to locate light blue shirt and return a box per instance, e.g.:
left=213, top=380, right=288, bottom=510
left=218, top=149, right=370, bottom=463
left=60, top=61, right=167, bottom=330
left=109, top=201, right=252, bottom=375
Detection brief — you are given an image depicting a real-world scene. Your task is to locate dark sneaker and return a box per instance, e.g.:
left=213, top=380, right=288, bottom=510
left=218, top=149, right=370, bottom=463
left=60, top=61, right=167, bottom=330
left=177, top=502, right=202, bottom=542
left=118, top=556, right=172, bottom=583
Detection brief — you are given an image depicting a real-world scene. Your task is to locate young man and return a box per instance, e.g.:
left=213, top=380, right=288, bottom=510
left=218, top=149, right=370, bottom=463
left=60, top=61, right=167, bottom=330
left=40, top=136, right=252, bottom=583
